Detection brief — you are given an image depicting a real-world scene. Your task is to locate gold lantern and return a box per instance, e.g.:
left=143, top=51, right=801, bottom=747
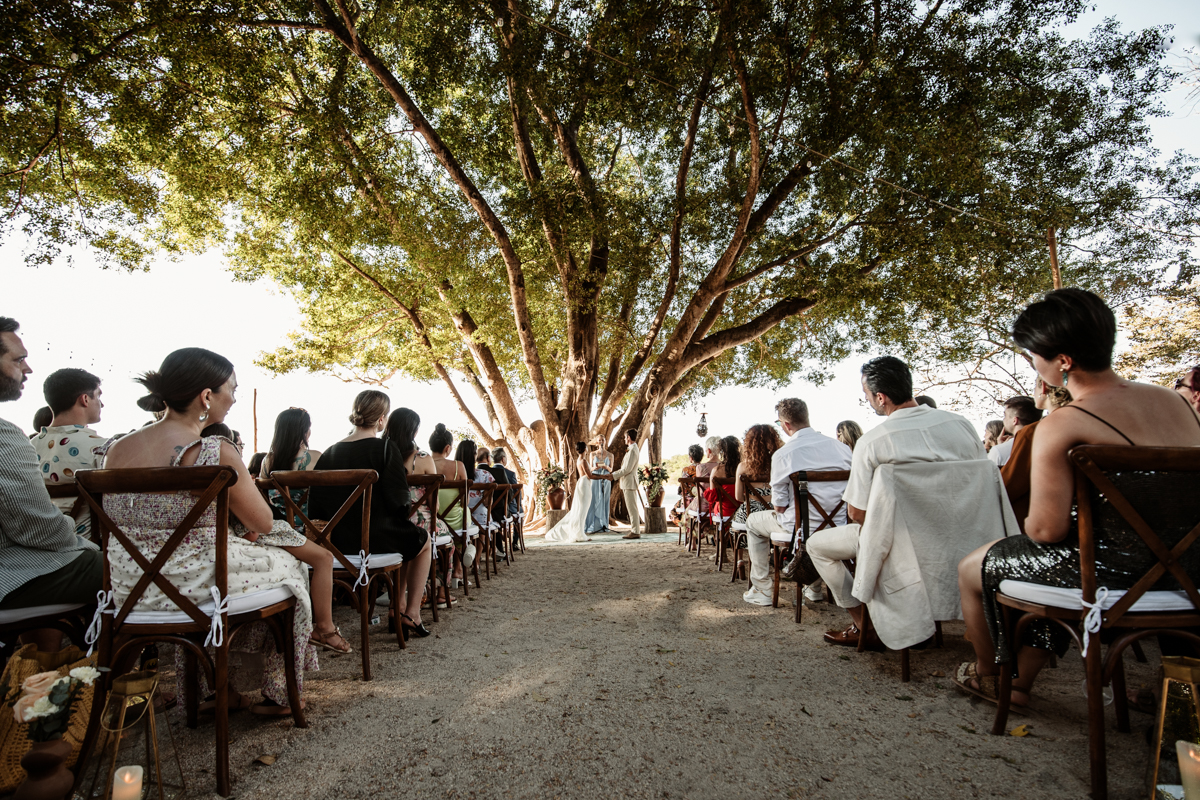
left=1151, top=656, right=1200, bottom=800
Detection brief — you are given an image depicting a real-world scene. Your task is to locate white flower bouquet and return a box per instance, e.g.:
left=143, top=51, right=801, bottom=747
left=3, top=666, right=103, bottom=742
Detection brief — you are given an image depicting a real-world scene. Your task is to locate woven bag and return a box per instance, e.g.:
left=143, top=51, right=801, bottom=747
left=0, top=644, right=97, bottom=792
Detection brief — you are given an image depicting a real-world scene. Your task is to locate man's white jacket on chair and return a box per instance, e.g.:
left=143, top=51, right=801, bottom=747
left=849, top=460, right=1021, bottom=650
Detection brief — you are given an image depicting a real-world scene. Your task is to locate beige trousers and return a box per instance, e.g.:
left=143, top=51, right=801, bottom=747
left=806, top=524, right=862, bottom=609
left=623, top=488, right=641, bottom=534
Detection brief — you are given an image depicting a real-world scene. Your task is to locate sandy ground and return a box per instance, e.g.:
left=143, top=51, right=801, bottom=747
left=146, top=536, right=1162, bottom=800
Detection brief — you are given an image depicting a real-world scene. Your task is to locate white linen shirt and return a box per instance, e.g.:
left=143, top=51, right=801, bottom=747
left=769, top=427, right=853, bottom=530
left=843, top=406, right=986, bottom=511
left=987, top=437, right=1014, bottom=467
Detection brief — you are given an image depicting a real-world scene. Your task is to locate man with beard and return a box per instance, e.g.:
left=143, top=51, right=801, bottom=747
left=0, top=318, right=100, bottom=647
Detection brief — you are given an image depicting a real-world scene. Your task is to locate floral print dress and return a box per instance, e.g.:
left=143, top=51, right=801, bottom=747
left=98, top=436, right=318, bottom=705
left=409, top=451, right=450, bottom=538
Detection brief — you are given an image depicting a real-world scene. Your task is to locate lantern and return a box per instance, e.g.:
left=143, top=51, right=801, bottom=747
left=695, top=412, right=708, bottom=438
left=1150, top=656, right=1200, bottom=799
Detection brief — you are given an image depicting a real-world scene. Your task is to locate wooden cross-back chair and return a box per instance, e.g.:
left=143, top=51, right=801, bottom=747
left=709, top=477, right=739, bottom=572
left=509, top=483, right=527, bottom=554
left=489, top=484, right=519, bottom=567
left=728, top=475, right=772, bottom=585
left=0, top=484, right=93, bottom=663
left=675, top=476, right=697, bottom=546
left=782, top=471, right=850, bottom=623
left=681, top=476, right=712, bottom=554
left=74, top=466, right=306, bottom=798
left=404, top=474, right=446, bottom=623
left=436, top=479, right=481, bottom=596
left=469, top=482, right=499, bottom=580
left=259, top=469, right=403, bottom=681
left=990, top=445, right=1200, bottom=800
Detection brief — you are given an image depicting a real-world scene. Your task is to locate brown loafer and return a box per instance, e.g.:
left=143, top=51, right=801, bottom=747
left=823, top=624, right=863, bottom=647
left=622, top=532, right=640, bottom=539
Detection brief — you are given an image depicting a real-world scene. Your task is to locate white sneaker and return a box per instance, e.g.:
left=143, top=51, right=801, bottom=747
left=743, top=588, right=773, bottom=607
left=803, top=584, right=827, bottom=603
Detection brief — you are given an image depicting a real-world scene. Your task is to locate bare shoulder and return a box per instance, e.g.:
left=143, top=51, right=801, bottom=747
left=305, top=449, right=323, bottom=468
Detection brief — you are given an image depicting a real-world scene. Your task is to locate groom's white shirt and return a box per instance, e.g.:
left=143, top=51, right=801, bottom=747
left=612, top=442, right=640, bottom=490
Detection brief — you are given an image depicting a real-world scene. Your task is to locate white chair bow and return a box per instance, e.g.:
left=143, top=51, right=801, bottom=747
left=85, top=589, right=114, bottom=656
left=1079, top=586, right=1110, bottom=658
left=204, top=586, right=230, bottom=648
left=353, top=550, right=373, bottom=589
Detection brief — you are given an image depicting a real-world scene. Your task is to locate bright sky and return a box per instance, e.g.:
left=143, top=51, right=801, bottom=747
left=3, top=0, right=1196, bottom=467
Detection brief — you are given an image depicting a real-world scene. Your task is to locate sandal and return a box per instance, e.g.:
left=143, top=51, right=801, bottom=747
left=953, top=661, right=1028, bottom=712
left=199, top=691, right=253, bottom=714
left=250, top=698, right=305, bottom=717
left=309, top=626, right=353, bottom=654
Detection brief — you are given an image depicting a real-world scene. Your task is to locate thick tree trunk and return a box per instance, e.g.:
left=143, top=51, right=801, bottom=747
left=648, top=406, right=664, bottom=465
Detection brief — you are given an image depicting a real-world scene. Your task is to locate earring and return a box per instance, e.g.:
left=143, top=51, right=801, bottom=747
left=1061, top=369, right=1069, bottom=388
left=199, top=403, right=210, bottom=423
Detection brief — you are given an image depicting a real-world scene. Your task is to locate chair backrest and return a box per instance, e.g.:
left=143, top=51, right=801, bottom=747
left=678, top=475, right=699, bottom=508
left=1070, top=445, right=1200, bottom=623
left=737, top=474, right=772, bottom=509
left=74, top=466, right=237, bottom=631
left=489, top=484, right=515, bottom=520
left=470, top=482, right=498, bottom=530
left=788, top=470, right=851, bottom=540
left=405, top=473, right=444, bottom=529
left=709, top=477, right=738, bottom=523
left=263, top=469, right=378, bottom=573
left=437, top=479, right=472, bottom=534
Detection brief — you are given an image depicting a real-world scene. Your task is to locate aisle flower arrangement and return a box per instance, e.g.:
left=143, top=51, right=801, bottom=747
left=535, top=463, right=568, bottom=513
left=5, top=667, right=101, bottom=741
left=638, top=463, right=670, bottom=503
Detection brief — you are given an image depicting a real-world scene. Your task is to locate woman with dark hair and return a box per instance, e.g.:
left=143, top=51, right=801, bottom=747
left=430, top=424, right=471, bottom=591
left=732, top=424, right=783, bottom=529
left=544, top=441, right=612, bottom=543
left=955, top=289, right=1200, bottom=706
left=259, top=408, right=322, bottom=523
left=669, top=444, right=705, bottom=527
left=311, top=391, right=434, bottom=639
left=835, top=420, right=863, bottom=451
left=98, top=348, right=320, bottom=714
left=457, top=439, right=495, bottom=530
left=706, top=435, right=743, bottom=520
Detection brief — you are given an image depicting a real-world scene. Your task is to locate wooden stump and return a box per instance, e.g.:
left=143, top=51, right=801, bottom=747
left=545, top=509, right=568, bottom=531
left=645, top=507, right=667, bottom=534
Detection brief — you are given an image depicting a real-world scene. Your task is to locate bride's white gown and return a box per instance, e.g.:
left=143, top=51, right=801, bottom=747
left=544, top=474, right=594, bottom=543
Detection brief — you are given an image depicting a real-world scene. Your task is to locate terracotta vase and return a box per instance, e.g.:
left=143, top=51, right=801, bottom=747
left=547, top=487, right=567, bottom=510
left=15, top=739, right=73, bottom=800
left=648, top=490, right=664, bottom=508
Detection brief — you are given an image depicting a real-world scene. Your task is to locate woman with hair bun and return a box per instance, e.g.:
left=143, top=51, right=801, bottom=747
left=955, top=289, right=1200, bottom=707
left=99, top=348, right=321, bottom=715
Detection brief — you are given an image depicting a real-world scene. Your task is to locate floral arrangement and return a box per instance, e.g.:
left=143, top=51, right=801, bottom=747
left=534, top=463, right=568, bottom=512
left=637, top=463, right=670, bottom=500
left=4, top=666, right=102, bottom=742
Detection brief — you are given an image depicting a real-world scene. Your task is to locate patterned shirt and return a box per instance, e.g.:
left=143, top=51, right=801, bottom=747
left=33, top=424, right=106, bottom=537
left=0, top=417, right=98, bottom=604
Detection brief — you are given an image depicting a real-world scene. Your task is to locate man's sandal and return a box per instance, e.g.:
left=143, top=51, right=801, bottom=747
left=953, top=661, right=1027, bottom=713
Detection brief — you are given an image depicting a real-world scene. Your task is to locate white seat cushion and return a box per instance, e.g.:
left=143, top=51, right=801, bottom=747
left=0, top=603, right=86, bottom=625
left=730, top=521, right=748, bottom=532
left=999, top=580, right=1196, bottom=613
left=434, top=534, right=453, bottom=547
left=124, top=587, right=295, bottom=625
left=343, top=553, right=404, bottom=569
left=769, top=531, right=793, bottom=544
left=685, top=510, right=700, bottom=518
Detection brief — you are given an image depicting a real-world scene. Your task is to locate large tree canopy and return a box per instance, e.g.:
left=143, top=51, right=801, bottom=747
left=4, top=0, right=1198, bottom=478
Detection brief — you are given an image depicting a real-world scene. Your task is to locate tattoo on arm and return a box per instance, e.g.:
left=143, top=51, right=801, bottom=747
left=169, top=445, right=183, bottom=466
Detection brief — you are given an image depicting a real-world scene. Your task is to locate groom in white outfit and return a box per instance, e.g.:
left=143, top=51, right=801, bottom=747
left=611, top=428, right=641, bottom=539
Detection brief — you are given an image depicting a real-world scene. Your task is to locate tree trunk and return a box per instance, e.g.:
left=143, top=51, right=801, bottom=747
left=648, top=406, right=664, bottom=464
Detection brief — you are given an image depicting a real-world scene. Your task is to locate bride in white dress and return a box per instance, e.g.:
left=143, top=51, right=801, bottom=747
left=544, top=441, right=614, bottom=543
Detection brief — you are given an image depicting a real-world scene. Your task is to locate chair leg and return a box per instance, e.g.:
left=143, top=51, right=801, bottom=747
left=794, top=580, right=802, bottom=624
left=1084, top=643, right=1109, bottom=800
left=900, top=648, right=910, bottom=683
left=184, top=647, right=200, bottom=729
left=1110, top=654, right=1129, bottom=733
left=391, top=572, right=405, bottom=649
left=934, top=621, right=943, bottom=648
left=215, top=642, right=231, bottom=797
left=1131, top=639, right=1147, bottom=663
left=280, top=607, right=307, bottom=729
left=359, top=583, right=372, bottom=681
left=771, top=548, right=782, bottom=608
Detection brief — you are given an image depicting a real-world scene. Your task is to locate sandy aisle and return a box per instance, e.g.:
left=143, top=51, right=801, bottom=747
left=164, top=540, right=1158, bottom=799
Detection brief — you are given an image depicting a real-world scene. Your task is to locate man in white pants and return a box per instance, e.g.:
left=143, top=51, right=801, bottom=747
left=743, top=398, right=852, bottom=607
left=611, top=428, right=641, bottom=539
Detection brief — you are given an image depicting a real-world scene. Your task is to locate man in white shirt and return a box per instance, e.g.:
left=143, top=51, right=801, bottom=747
left=33, top=368, right=106, bottom=537
left=742, top=398, right=852, bottom=607
left=987, top=395, right=1041, bottom=468
left=812, top=356, right=986, bottom=648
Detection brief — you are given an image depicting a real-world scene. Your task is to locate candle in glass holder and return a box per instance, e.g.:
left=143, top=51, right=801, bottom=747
left=112, top=765, right=143, bottom=800
left=1178, top=741, right=1200, bottom=800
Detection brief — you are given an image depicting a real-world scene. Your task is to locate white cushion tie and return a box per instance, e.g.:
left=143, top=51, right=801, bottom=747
left=204, top=586, right=230, bottom=648
left=85, top=590, right=114, bottom=656
left=353, top=550, right=373, bottom=589
left=1080, top=587, right=1110, bottom=658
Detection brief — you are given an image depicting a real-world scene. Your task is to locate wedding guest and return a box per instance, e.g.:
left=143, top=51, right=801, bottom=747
left=259, top=408, right=321, bottom=525
left=669, top=444, right=704, bottom=527
left=732, top=424, right=783, bottom=530
left=1177, top=365, right=1199, bottom=413
left=30, top=406, right=52, bottom=436
left=914, top=395, right=937, bottom=408
left=247, top=451, right=267, bottom=478
left=743, top=399, right=852, bottom=607
left=835, top=420, right=863, bottom=451
left=384, top=408, right=454, bottom=608
left=200, top=421, right=235, bottom=445
left=686, top=436, right=721, bottom=517
left=491, top=448, right=522, bottom=519
left=97, top=347, right=320, bottom=712
left=982, top=420, right=1003, bottom=452
left=0, top=319, right=101, bottom=649
left=33, top=368, right=107, bottom=537
left=957, top=288, right=1200, bottom=706
left=460, top=439, right=495, bottom=529
left=988, top=395, right=1042, bottom=467
left=311, top=391, right=433, bottom=639
left=813, top=357, right=986, bottom=648
left=999, top=377, right=1071, bottom=531
left=706, top=435, right=742, bottom=520
left=430, top=423, right=474, bottom=587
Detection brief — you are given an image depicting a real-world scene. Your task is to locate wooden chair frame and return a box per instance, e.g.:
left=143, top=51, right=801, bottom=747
left=730, top=475, right=772, bottom=585
left=676, top=476, right=697, bottom=546
left=75, top=466, right=306, bottom=798
left=469, top=482, right=499, bottom=579
left=436, top=480, right=481, bottom=596
left=709, top=476, right=739, bottom=572
left=404, top=474, right=446, bottom=623
left=990, top=445, right=1200, bottom=800
left=783, top=471, right=850, bottom=623
left=489, top=483, right=519, bottom=567
left=259, top=469, right=405, bottom=680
